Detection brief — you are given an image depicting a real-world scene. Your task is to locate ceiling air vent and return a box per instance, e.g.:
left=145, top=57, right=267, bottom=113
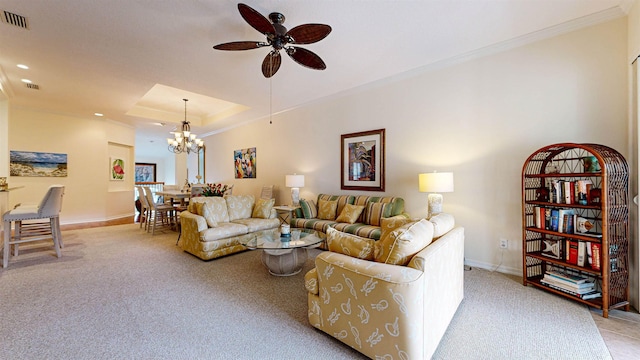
left=25, top=83, right=39, bottom=90
left=1, top=10, right=29, bottom=29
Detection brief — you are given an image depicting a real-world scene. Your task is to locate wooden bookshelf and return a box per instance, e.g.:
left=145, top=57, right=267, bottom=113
left=522, top=143, right=629, bottom=318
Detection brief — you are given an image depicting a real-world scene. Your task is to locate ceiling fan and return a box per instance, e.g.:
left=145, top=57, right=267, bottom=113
left=213, top=3, right=332, bottom=78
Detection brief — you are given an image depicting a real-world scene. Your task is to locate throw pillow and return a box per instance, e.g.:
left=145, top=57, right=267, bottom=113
left=226, top=195, right=255, bottom=221
left=252, top=198, right=274, bottom=219
left=430, top=213, right=455, bottom=239
left=317, top=199, right=338, bottom=220
left=335, top=204, right=365, bottom=224
left=365, top=202, right=390, bottom=226
left=195, top=201, right=218, bottom=228
left=380, top=216, right=414, bottom=242
left=299, top=199, right=318, bottom=219
left=326, top=227, right=375, bottom=260
left=187, top=201, right=198, bottom=214
left=374, top=219, right=434, bottom=265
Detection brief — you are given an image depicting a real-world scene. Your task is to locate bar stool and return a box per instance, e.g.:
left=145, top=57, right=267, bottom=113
left=2, top=185, right=65, bottom=268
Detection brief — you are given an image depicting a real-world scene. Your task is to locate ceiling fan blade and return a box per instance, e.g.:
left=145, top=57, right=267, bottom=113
left=238, top=3, right=275, bottom=35
left=286, top=24, right=332, bottom=44
left=213, top=41, right=263, bottom=51
left=262, top=51, right=282, bottom=78
left=286, top=47, right=326, bottom=70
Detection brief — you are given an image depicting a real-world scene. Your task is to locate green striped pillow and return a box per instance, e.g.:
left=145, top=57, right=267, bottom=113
left=299, top=199, right=317, bottom=219
left=365, top=202, right=390, bottom=226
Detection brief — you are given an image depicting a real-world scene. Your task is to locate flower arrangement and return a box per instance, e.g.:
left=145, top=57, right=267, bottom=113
left=202, top=183, right=228, bottom=197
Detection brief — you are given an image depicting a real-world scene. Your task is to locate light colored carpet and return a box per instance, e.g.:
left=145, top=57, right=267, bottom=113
left=0, top=224, right=611, bottom=359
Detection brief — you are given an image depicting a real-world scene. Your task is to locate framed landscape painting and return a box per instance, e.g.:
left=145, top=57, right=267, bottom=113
left=341, top=129, right=385, bottom=191
left=9, top=150, right=68, bottom=177
left=135, top=163, right=156, bottom=183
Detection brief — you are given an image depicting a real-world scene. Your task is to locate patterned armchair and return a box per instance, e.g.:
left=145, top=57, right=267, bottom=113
left=304, top=214, right=464, bottom=359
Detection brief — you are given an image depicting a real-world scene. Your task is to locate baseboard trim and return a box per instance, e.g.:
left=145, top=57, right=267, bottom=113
left=59, top=216, right=135, bottom=231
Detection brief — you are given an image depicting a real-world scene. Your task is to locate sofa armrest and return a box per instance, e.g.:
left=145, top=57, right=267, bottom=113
left=315, top=251, right=423, bottom=284
left=179, top=211, right=208, bottom=233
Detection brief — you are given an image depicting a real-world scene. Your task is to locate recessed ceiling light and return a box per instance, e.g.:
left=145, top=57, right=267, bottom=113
left=21, top=79, right=32, bottom=83
left=153, top=122, right=166, bottom=126
left=17, top=64, right=29, bottom=69
left=94, top=113, right=104, bottom=117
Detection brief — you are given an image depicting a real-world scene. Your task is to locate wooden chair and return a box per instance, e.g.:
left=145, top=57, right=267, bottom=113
left=136, top=186, right=150, bottom=231
left=143, top=187, right=176, bottom=235
left=260, top=185, right=274, bottom=200
left=2, top=185, right=65, bottom=268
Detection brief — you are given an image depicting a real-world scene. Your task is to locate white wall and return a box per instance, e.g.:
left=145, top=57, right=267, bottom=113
left=8, top=107, right=136, bottom=224
left=204, top=18, right=629, bottom=275
left=627, top=0, right=640, bottom=316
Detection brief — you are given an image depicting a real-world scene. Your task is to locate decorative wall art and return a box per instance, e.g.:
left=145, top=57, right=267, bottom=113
left=234, top=147, right=256, bottom=179
left=110, top=157, right=125, bottom=181
left=10, top=150, right=68, bottom=177
left=134, top=163, right=156, bottom=183
left=341, top=129, right=385, bottom=191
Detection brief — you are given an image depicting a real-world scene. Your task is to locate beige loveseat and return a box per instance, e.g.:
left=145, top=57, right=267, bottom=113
left=291, top=194, right=409, bottom=240
left=304, top=213, right=464, bottom=359
left=179, top=195, right=280, bottom=260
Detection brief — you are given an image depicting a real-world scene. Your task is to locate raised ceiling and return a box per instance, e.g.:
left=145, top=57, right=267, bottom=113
left=0, top=1, right=632, bottom=156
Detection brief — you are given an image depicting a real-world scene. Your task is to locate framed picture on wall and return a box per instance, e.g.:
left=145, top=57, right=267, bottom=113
left=234, top=147, right=256, bottom=179
left=135, top=163, right=156, bottom=183
left=341, top=129, right=385, bottom=191
left=110, top=157, right=126, bottom=181
left=9, top=150, right=68, bottom=177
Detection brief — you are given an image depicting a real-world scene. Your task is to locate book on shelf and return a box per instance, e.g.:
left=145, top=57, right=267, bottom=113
left=558, top=209, right=575, bottom=233
left=563, top=181, right=575, bottom=204
left=591, top=243, right=601, bottom=270
left=541, top=278, right=595, bottom=294
left=545, top=269, right=590, bottom=284
left=566, top=240, right=579, bottom=265
left=577, top=241, right=587, bottom=267
left=541, top=281, right=601, bottom=299
left=550, top=209, right=559, bottom=232
left=542, top=274, right=595, bottom=291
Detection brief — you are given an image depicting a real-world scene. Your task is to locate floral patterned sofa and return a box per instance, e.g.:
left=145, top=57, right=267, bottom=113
left=304, top=213, right=464, bottom=359
left=179, top=195, right=280, bottom=260
left=291, top=194, right=409, bottom=240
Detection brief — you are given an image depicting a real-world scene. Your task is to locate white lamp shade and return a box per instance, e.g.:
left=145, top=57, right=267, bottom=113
left=285, top=174, right=305, bottom=188
left=418, top=172, right=454, bottom=193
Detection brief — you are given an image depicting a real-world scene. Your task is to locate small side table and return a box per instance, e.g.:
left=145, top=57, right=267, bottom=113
left=273, top=205, right=299, bottom=225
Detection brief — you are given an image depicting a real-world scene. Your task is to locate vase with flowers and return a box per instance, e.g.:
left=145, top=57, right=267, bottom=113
left=201, top=183, right=229, bottom=197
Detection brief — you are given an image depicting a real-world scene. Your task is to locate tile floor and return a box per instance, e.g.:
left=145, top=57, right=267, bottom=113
left=591, top=307, right=640, bottom=359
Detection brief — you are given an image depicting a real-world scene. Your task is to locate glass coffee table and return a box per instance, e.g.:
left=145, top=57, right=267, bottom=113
left=244, top=229, right=325, bottom=276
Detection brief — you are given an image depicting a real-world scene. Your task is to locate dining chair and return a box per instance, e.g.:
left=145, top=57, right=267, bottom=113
left=136, top=186, right=150, bottom=231
left=260, top=185, right=274, bottom=199
left=143, top=187, right=176, bottom=235
left=2, top=185, right=65, bottom=268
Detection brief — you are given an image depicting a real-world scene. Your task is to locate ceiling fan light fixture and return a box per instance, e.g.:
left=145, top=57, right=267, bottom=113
left=213, top=3, right=331, bottom=78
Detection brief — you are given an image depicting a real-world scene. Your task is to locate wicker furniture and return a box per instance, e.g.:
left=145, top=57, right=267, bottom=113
left=521, top=143, right=629, bottom=318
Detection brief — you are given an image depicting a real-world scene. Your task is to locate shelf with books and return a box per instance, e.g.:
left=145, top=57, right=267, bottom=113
left=527, top=277, right=604, bottom=307
left=522, top=143, right=629, bottom=318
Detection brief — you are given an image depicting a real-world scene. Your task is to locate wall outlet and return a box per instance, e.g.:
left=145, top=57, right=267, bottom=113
left=499, top=239, right=508, bottom=249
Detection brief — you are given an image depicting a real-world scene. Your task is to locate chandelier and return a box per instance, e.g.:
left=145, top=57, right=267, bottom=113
left=167, top=99, right=204, bottom=154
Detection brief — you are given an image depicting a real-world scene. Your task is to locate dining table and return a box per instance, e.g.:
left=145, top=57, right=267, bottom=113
left=156, top=189, right=191, bottom=206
